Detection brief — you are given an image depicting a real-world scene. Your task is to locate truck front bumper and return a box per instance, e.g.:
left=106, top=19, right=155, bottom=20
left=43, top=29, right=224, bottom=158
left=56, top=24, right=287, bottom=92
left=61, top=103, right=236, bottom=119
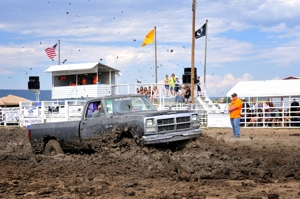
left=142, top=129, right=202, bottom=145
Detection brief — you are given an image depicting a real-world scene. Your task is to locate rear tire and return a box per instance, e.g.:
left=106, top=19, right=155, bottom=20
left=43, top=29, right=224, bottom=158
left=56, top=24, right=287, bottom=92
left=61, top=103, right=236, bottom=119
left=44, top=140, right=63, bottom=156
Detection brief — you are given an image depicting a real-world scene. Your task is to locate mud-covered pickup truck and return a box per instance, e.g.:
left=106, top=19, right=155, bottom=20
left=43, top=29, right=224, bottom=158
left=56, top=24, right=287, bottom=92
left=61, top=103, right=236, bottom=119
left=28, top=94, right=202, bottom=155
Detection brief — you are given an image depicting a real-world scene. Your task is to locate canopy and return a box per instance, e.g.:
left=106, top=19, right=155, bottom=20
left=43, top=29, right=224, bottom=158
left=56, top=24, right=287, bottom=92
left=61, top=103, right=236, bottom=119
left=226, top=80, right=300, bottom=98
left=0, top=94, right=30, bottom=106
left=45, top=62, right=119, bottom=73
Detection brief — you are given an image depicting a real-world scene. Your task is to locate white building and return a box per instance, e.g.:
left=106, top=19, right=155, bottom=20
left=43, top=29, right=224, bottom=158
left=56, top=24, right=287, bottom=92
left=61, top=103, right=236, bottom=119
left=45, top=62, right=120, bottom=99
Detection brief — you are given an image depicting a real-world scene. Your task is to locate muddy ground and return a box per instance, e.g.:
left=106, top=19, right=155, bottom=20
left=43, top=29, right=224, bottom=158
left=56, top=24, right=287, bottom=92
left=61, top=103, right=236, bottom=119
left=0, top=127, right=299, bottom=199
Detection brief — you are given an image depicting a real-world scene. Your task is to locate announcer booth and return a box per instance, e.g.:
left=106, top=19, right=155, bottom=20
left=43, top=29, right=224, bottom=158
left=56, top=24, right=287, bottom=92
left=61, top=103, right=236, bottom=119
left=45, top=62, right=120, bottom=100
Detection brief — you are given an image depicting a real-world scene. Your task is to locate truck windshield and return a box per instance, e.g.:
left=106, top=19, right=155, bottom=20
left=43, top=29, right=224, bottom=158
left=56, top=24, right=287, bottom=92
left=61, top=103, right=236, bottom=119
left=105, top=97, right=156, bottom=114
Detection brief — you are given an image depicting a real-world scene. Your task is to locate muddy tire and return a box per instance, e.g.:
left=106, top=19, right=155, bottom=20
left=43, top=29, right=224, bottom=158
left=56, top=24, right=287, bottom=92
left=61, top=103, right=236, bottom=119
left=44, top=140, right=63, bottom=156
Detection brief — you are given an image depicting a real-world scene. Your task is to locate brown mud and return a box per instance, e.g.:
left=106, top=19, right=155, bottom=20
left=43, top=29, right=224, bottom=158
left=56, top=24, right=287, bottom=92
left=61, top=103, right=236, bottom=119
left=0, top=127, right=299, bottom=199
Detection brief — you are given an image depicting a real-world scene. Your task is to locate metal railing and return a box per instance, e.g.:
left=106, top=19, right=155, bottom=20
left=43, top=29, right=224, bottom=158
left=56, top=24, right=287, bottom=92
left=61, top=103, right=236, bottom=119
left=239, top=100, right=300, bottom=128
left=1, top=83, right=299, bottom=129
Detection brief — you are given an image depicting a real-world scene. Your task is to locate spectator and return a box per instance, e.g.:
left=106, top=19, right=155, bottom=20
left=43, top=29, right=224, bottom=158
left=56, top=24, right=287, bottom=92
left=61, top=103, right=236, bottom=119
left=70, top=81, right=76, bottom=86
left=150, top=86, right=159, bottom=103
left=264, top=101, right=272, bottom=127
left=228, top=93, right=242, bottom=138
left=283, top=111, right=291, bottom=127
left=183, top=86, right=191, bottom=103
left=187, top=101, right=196, bottom=110
left=247, top=109, right=263, bottom=127
left=77, top=76, right=82, bottom=85
left=175, top=86, right=183, bottom=103
left=174, top=77, right=180, bottom=95
left=143, top=87, right=149, bottom=98
left=164, top=74, right=170, bottom=97
left=139, top=86, right=144, bottom=95
left=241, top=99, right=250, bottom=126
left=291, top=99, right=299, bottom=126
left=81, top=77, right=87, bottom=85
left=93, top=75, right=98, bottom=84
left=196, top=76, right=202, bottom=96
left=148, top=86, right=152, bottom=98
left=271, top=106, right=280, bottom=127
left=169, top=73, right=176, bottom=97
left=136, top=88, right=140, bottom=94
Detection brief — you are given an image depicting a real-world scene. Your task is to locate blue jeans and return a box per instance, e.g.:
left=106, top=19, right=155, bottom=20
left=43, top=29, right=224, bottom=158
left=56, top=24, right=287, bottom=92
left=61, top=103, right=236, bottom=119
left=230, top=118, right=240, bottom=137
left=174, top=95, right=183, bottom=102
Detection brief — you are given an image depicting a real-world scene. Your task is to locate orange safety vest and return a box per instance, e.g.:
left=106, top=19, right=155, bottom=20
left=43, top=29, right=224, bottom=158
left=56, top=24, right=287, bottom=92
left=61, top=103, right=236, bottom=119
left=93, top=76, right=98, bottom=84
left=82, top=78, right=87, bottom=85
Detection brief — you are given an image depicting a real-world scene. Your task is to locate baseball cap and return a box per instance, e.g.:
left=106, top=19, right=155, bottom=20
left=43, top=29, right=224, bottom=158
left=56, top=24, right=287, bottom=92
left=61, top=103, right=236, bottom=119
left=231, top=93, right=237, bottom=97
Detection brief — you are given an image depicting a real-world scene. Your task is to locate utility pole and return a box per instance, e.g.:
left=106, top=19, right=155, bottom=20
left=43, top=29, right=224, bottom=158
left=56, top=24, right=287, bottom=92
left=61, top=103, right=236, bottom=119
left=191, top=0, right=196, bottom=102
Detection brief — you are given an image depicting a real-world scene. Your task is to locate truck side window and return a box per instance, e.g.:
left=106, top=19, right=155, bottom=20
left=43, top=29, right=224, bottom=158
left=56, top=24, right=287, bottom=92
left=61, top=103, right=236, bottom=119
left=86, top=102, right=102, bottom=118
left=92, top=102, right=104, bottom=118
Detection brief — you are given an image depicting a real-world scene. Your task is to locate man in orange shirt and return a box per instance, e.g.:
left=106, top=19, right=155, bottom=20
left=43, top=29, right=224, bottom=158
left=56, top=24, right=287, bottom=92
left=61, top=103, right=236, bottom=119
left=81, top=77, right=87, bottom=85
left=228, top=93, right=242, bottom=138
left=93, top=75, right=98, bottom=84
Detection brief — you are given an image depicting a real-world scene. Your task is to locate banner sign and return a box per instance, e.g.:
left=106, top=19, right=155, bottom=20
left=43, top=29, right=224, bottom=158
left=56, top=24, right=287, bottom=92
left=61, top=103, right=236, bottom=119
left=207, top=113, right=231, bottom=128
left=68, top=106, right=84, bottom=117
left=0, top=107, right=20, bottom=123
left=24, top=107, right=39, bottom=117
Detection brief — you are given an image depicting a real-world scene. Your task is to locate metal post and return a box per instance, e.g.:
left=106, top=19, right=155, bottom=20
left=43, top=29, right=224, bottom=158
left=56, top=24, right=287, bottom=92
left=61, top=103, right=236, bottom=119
left=154, top=26, right=158, bottom=84
left=191, top=0, right=196, bottom=102
left=204, top=19, right=208, bottom=90
left=58, top=39, right=60, bottom=65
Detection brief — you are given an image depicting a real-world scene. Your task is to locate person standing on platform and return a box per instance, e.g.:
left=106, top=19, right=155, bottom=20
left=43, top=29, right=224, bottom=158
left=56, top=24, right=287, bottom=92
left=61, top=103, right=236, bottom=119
left=169, top=73, right=176, bottom=97
left=164, top=74, right=170, bottom=97
left=196, top=76, right=202, bottom=96
left=228, top=93, right=242, bottom=138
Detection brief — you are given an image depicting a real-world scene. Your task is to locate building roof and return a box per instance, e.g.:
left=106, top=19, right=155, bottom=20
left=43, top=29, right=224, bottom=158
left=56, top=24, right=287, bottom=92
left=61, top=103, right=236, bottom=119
left=227, top=79, right=300, bottom=98
left=45, top=62, right=120, bottom=73
left=283, top=76, right=300, bottom=80
left=0, top=94, right=30, bottom=106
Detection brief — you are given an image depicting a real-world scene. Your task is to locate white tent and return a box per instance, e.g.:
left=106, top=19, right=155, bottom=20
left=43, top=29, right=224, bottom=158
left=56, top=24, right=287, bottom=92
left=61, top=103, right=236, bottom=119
left=226, top=80, right=300, bottom=98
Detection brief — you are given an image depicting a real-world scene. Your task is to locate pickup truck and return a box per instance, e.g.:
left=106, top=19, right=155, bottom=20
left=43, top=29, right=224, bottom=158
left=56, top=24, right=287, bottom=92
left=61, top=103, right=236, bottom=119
left=28, top=94, right=202, bottom=155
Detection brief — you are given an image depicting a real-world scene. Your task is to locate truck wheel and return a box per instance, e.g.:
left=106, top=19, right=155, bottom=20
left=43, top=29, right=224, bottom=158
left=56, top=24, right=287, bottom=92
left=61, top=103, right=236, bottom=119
left=44, top=140, right=63, bottom=156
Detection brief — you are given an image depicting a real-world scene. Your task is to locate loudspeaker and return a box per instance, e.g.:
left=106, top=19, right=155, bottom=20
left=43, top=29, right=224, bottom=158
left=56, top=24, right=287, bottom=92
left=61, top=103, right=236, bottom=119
left=184, top=67, right=197, bottom=75
left=182, top=74, right=197, bottom=84
left=29, top=76, right=39, bottom=82
left=28, top=76, right=40, bottom=89
left=28, top=82, right=40, bottom=89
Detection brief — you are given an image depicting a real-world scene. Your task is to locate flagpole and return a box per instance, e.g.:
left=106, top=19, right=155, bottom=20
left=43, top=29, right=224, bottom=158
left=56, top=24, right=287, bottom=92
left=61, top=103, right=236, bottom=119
left=191, top=0, right=196, bottom=102
left=58, top=39, right=60, bottom=65
left=204, top=19, right=208, bottom=91
left=154, top=26, right=157, bottom=84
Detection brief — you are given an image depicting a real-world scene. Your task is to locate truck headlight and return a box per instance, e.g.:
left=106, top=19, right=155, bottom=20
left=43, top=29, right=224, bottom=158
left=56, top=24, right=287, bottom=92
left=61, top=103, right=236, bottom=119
left=145, top=119, right=156, bottom=133
left=146, top=119, right=154, bottom=126
left=192, top=114, right=198, bottom=121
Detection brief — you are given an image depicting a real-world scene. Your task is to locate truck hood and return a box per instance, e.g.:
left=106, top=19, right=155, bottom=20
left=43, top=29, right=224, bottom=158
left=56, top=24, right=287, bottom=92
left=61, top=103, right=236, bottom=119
left=114, top=110, right=194, bottom=117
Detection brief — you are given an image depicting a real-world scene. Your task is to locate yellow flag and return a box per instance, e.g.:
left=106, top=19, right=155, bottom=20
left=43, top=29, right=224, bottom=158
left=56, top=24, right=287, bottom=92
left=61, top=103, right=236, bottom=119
left=142, top=29, right=155, bottom=47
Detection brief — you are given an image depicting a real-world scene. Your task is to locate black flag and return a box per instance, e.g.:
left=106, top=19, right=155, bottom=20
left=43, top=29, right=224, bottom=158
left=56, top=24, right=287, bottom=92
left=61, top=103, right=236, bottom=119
left=195, top=23, right=206, bottom=39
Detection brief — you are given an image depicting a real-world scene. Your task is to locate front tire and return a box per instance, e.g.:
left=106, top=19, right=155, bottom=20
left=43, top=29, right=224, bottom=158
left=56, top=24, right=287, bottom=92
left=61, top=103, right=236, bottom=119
left=44, top=140, right=63, bottom=156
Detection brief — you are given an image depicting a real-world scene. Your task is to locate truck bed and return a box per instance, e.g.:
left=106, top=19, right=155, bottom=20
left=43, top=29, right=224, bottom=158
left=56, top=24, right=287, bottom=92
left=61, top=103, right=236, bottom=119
left=29, top=120, right=81, bottom=152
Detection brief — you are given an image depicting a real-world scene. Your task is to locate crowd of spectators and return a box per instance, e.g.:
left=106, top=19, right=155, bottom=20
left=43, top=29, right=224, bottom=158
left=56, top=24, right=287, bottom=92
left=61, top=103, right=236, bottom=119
left=163, top=73, right=193, bottom=103
left=241, top=99, right=300, bottom=127
left=136, top=85, right=159, bottom=103
left=174, top=86, right=191, bottom=103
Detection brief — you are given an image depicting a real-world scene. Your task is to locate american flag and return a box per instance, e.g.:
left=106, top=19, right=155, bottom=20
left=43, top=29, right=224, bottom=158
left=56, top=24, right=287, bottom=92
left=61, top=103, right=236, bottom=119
left=45, top=43, right=57, bottom=59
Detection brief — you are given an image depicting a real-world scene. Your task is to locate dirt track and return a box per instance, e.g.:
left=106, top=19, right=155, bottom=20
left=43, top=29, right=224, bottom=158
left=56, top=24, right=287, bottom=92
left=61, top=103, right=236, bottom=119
left=0, top=127, right=299, bottom=199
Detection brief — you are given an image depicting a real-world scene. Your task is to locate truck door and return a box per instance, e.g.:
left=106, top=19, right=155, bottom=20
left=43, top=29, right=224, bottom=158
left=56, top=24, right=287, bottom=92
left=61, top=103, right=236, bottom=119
left=79, top=101, right=106, bottom=148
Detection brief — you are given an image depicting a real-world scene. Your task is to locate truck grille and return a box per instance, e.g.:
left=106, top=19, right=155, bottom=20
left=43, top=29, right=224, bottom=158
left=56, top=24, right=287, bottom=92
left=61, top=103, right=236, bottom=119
left=157, top=116, right=191, bottom=133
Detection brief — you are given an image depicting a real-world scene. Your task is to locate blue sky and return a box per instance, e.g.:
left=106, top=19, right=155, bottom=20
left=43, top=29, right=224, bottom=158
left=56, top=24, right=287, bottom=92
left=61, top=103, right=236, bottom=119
left=0, top=0, right=299, bottom=97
